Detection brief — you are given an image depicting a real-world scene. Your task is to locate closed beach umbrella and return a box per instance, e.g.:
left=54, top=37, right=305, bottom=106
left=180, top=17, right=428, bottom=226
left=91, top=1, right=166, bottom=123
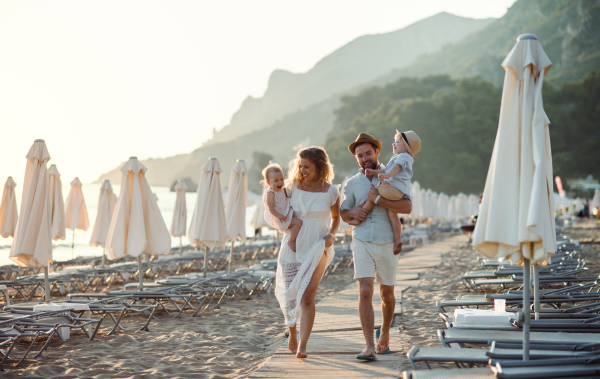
left=48, top=165, right=66, bottom=241
left=106, top=157, right=171, bottom=289
left=592, top=189, right=600, bottom=215
left=9, top=140, right=52, bottom=301
left=448, top=195, right=457, bottom=220
left=89, top=179, right=116, bottom=266
left=65, top=177, right=89, bottom=256
left=170, top=179, right=188, bottom=252
left=250, top=191, right=269, bottom=230
left=436, top=193, right=448, bottom=220
left=0, top=177, right=18, bottom=238
left=411, top=181, right=422, bottom=218
left=225, top=159, right=248, bottom=273
left=188, top=157, right=228, bottom=277
left=473, top=34, right=554, bottom=360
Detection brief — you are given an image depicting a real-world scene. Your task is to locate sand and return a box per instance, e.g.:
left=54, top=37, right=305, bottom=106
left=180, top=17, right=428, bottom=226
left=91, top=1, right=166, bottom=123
left=5, top=222, right=598, bottom=378
left=2, top=264, right=354, bottom=379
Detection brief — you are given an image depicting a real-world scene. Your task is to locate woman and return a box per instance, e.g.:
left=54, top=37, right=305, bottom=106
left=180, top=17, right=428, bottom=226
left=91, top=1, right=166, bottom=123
left=275, top=146, right=341, bottom=359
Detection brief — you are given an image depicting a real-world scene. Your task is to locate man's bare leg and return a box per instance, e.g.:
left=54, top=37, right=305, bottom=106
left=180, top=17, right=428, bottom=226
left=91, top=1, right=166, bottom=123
left=358, top=278, right=376, bottom=357
left=388, top=209, right=403, bottom=255
left=377, top=284, right=395, bottom=353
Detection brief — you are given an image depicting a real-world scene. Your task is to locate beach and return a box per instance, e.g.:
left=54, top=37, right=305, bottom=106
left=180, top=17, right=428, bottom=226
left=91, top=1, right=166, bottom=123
left=2, top=223, right=599, bottom=378
left=1, top=259, right=353, bottom=379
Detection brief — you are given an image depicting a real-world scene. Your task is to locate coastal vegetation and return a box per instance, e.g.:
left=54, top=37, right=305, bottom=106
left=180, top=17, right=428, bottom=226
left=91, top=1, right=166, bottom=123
left=325, top=71, right=600, bottom=195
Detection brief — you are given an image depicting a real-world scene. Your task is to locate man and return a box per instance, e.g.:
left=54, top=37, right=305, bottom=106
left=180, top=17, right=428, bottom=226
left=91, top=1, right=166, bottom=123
left=340, top=132, right=412, bottom=359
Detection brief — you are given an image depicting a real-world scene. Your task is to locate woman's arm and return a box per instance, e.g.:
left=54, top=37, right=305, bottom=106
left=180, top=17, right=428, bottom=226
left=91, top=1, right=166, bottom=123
left=325, top=196, right=341, bottom=247
left=265, top=192, right=286, bottom=221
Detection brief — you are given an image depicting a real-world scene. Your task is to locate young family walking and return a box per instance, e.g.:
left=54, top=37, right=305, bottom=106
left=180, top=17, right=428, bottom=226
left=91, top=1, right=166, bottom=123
left=261, top=130, right=421, bottom=359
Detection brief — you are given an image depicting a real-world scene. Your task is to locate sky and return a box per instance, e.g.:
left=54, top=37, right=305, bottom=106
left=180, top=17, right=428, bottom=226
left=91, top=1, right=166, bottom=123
left=0, top=0, right=517, bottom=183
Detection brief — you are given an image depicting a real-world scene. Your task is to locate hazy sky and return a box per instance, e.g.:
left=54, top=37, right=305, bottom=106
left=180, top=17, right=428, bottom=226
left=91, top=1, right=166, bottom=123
left=0, top=0, right=516, bottom=183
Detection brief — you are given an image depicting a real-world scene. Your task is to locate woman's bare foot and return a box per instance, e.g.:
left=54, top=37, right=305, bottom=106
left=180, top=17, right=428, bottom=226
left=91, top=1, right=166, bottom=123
left=288, top=240, right=297, bottom=252
left=288, top=328, right=298, bottom=353
left=347, top=219, right=360, bottom=226
left=296, top=347, right=307, bottom=358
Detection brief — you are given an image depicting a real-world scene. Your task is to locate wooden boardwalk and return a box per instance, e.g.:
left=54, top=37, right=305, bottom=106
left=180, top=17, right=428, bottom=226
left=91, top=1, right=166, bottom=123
left=249, top=235, right=465, bottom=378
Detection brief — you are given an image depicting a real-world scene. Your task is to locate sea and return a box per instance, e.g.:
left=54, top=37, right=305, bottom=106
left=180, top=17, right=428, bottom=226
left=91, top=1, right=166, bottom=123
left=0, top=183, right=272, bottom=267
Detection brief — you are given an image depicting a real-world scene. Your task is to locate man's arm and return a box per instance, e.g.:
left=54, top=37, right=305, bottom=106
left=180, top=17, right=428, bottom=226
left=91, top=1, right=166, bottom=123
left=367, top=185, right=412, bottom=214
left=340, top=202, right=368, bottom=223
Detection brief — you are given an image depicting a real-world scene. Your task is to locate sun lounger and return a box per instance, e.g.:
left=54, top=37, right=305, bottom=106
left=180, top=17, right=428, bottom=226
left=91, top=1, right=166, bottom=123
left=406, top=346, right=489, bottom=369
left=402, top=368, right=495, bottom=379
left=494, top=358, right=600, bottom=378
left=438, top=328, right=600, bottom=348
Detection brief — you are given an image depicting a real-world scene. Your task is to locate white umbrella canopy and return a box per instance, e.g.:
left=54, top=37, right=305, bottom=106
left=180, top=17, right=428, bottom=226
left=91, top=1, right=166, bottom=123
left=473, top=34, right=554, bottom=360
left=410, top=181, right=422, bottom=218
left=225, top=159, right=248, bottom=273
left=9, top=140, right=52, bottom=268
left=592, top=189, right=600, bottom=215
left=0, top=177, right=18, bottom=238
left=170, top=179, right=188, bottom=238
left=225, top=159, right=248, bottom=242
left=473, top=34, right=555, bottom=265
left=250, top=190, right=269, bottom=230
left=188, top=157, right=228, bottom=250
left=436, top=193, right=448, bottom=220
left=106, top=157, right=171, bottom=289
left=89, top=180, right=116, bottom=247
left=65, top=177, right=90, bottom=232
left=48, top=165, right=66, bottom=241
left=447, top=195, right=457, bottom=220
left=106, top=157, right=172, bottom=259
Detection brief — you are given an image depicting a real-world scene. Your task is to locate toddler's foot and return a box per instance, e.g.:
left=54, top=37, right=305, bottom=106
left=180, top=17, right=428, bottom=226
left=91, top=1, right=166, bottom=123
left=288, top=240, right=297, bottom=252
left=347, top=219, right=361, bottom=226
left=393, top=238, right=403, bottom=255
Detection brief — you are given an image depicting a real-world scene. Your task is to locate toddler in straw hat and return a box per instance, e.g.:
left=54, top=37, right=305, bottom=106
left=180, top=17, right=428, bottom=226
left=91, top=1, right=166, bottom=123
left=350, top=130, right=421, bottom=245
left=261, top=163, right=303, bottom=252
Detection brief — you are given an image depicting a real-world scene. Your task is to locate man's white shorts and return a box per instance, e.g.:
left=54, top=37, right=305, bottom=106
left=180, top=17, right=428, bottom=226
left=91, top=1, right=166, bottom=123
left=351, top=238, right=399, bottom=286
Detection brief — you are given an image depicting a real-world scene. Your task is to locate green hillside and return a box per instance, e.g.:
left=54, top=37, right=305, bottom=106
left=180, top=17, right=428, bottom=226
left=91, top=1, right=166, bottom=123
left=324, top=71, right=600, bottom=194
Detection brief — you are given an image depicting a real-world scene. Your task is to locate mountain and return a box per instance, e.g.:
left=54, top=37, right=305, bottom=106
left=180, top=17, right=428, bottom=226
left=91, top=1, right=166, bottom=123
left=96, top=12, right=494, bottom=187
left=364, top=0, right=600, bottom=89
left=208, top=12, right=494, bottom=145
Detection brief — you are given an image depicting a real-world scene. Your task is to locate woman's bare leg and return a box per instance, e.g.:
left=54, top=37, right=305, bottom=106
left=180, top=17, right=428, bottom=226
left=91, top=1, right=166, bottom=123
left=297, top=252, right=328, bottom=358
left=288, top=324, right=298, bottom=353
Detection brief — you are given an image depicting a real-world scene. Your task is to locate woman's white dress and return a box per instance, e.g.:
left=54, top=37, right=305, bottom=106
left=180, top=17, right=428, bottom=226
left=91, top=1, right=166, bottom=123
left=275, top=183, right=340, bottom=326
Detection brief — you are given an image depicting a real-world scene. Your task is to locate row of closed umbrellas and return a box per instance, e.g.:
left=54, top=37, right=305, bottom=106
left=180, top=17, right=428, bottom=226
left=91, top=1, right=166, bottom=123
left=0, top=143, right=249, bottom=299
left=409, top=183, right=480, bottom=220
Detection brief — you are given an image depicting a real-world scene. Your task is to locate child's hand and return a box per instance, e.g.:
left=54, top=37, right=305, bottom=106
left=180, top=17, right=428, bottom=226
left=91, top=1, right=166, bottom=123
left=378, top=173, right=389, bottom=180
left=278, top=214, right=287, bottom=223
left=364, top=168, right=373, bottom=176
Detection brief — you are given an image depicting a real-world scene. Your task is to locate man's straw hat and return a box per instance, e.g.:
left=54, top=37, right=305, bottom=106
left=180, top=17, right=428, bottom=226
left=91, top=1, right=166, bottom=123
left=348, top=132, right=382, bottom=155
left=397, top=130, right=421, bottom=156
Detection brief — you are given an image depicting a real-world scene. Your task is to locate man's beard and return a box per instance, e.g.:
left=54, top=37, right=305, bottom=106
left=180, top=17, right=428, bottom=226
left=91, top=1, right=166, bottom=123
left=360, top=160, right=379, bottom=171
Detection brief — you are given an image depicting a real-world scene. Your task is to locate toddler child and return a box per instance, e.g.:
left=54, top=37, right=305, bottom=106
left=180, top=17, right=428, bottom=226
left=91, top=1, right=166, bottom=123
left=348, top=130, right=421, bottom=249
left=261, top=163, right=303, bottom=252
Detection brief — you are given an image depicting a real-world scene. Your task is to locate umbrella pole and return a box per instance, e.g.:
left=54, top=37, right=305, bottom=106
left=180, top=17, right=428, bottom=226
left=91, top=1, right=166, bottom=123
left=203, top=246, right=208, bottom=278
left=44, top=266, right=51, bottom=303
left=102, top=248, right=106, bottom=268
left=522, top=257, right=531, bottom=360
left=138, top=255, right=143, bottom=290
left=228, top=240, right=234, bottom=274
left=180, top=237, right=183, bottom=253
left=533, top=264, right=540, bottom=320
left=71, top=229, right=75, bottom=258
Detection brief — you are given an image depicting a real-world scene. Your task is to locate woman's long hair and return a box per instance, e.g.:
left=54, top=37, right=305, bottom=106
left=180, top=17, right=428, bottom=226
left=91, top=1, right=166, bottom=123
left=287, top=146, right=335, bottom=185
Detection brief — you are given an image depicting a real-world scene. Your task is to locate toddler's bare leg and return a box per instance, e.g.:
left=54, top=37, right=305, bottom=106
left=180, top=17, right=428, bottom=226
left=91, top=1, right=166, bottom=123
left=388, top=209, right=403, bottom=255
left=287, top=217, right=303, bottom=252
